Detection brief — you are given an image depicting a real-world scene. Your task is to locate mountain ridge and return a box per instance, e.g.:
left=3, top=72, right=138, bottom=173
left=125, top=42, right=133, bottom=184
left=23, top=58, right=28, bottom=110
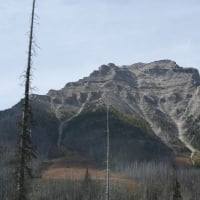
left=1, top=60, right=200, bottom=164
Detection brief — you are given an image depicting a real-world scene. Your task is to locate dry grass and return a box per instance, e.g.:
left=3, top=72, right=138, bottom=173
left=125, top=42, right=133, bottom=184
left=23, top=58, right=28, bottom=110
left=174, top=153, right=192, bottom=166
left=193, top=151, right=200, bottom=166
left=41, top=155, right=137, bottom=191
left=43, top=167, right=105, bottom=179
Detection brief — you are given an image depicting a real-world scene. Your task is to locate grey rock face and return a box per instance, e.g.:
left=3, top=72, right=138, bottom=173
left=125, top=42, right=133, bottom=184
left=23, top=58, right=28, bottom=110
left=45, top=60, right=200, bottom=155
left=126, top=60, right=200, bottom=157
left=1, top=60, right=200, bottom=159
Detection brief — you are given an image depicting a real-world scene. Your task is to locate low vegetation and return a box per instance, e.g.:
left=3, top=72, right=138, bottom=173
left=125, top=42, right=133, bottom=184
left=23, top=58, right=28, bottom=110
left=1, top=142, right=200, bottom=200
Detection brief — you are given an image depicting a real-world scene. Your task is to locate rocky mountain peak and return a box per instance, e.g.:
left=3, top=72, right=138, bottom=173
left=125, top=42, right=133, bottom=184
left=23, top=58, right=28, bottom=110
left=88, top=63, right=118, bottom=79
left=1, top=60, right=200, bottom=164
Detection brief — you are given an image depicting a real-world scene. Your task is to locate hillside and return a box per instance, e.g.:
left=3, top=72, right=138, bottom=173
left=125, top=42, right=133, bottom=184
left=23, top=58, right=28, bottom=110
left=1, top=60, right=200, bottom=164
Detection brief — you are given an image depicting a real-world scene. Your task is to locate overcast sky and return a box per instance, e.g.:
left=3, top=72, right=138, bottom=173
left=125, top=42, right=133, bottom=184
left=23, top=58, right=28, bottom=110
left=1, top=0, right=200, bottom=110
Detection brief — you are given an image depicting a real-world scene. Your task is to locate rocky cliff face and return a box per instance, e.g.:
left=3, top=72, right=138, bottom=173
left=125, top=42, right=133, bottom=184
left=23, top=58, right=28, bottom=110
left=1, top=60, right=200, bottom=163
left=127, top=61, right=200, bottom=161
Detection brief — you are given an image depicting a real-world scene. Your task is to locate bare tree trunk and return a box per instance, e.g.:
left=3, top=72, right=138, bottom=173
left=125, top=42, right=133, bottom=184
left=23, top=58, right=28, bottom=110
left=106, top=105, right=110, bottom=200
left=16, top=1, right=36, bottom=199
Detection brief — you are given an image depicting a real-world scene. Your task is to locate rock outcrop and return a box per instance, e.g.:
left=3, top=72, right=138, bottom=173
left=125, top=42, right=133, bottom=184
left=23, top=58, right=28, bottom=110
left=1, top=60, right=200, bottom=163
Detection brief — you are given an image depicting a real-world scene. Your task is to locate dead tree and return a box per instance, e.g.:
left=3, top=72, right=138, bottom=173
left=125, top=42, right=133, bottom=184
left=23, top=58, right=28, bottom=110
left=15, top=0, right=37, bottom=199
left=106, top=104, right=110, bottom=200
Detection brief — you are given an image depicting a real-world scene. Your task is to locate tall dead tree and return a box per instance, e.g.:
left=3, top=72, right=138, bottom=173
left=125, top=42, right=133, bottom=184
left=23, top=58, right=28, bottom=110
left=106, top=104, right=110, bottom=200
left=15, top=0, right=37, bottom=199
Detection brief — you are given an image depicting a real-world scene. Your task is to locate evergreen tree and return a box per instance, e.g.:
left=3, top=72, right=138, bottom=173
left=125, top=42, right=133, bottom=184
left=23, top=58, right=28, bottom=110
left=15, top=0, right=37, bottom=199
left=81, top=168, right=92, bottom=200
left=172, top=160, right=182, bottom=200
left=172, top=178, right=182, bottom=200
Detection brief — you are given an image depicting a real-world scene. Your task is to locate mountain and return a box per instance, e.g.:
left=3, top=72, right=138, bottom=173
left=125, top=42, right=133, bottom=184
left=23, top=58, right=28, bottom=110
left=1, top=60, right=200, bottom=165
